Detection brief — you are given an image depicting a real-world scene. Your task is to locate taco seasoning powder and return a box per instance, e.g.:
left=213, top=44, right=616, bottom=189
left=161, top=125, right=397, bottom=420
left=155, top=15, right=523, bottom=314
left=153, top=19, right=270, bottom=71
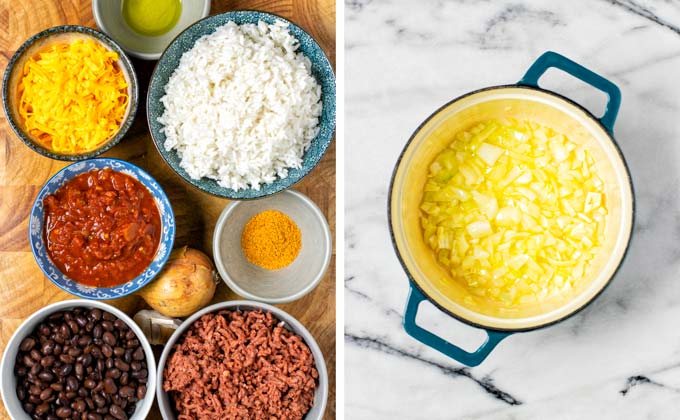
left=241, top=210, right=302, bottom=270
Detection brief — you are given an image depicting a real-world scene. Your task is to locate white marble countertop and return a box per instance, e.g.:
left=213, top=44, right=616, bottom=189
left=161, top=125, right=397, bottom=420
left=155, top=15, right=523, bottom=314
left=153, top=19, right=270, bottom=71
left=344, top=0, right=680, bottom=418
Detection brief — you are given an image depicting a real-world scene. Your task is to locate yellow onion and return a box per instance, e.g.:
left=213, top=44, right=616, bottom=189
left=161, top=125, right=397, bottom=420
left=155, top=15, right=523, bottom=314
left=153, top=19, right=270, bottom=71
left=137, top=246, right=218, bottom=317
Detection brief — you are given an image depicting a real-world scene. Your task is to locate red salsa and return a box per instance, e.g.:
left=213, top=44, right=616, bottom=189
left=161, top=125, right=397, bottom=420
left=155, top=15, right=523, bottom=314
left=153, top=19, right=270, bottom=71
left=44, top=168, right=161, bottom=287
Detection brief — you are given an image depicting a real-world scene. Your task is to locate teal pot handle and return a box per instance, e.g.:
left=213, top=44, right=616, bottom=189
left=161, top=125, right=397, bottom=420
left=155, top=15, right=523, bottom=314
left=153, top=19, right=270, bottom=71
left=518, top=51, right=621, bottom=134
left=403, top=283, right=511, bottom=367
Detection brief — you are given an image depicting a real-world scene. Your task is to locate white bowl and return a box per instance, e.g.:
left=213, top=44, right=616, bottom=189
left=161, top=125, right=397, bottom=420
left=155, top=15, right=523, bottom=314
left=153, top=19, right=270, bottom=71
left=156, top=301, right=328, bottom=419
left=92, top=0, right=210, bottom=60
left=213, top=190, right=332, bottom=303
left=0, top=300, right=157, bottom=419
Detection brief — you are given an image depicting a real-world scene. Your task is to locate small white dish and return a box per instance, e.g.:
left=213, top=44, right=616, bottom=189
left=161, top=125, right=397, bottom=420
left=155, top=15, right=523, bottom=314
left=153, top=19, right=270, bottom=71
left=92, top=0, right=210, bottom=60
left=0, top=300, right=157, bottom=420
left=213, top=190, right=332, bottom=303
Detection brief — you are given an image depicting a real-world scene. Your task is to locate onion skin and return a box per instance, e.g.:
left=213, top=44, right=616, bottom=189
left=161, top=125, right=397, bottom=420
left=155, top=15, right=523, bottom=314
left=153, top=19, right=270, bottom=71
left=137, top=246, right=218, bottom=317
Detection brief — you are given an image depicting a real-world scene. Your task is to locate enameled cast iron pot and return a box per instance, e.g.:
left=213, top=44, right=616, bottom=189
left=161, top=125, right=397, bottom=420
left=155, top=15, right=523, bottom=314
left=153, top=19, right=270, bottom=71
left=389, top=52, right=634, bottom=366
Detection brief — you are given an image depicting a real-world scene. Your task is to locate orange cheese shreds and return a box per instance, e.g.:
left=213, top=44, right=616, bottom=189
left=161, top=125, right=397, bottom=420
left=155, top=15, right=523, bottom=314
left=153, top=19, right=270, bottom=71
left=18, top=39, right=129, bottom=154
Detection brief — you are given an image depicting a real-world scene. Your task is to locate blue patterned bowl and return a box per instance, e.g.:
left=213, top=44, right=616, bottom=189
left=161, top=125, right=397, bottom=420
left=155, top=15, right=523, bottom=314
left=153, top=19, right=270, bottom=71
left=147, top=11, right=336, bottom=199
left=29, top=158, right=176, bottom=299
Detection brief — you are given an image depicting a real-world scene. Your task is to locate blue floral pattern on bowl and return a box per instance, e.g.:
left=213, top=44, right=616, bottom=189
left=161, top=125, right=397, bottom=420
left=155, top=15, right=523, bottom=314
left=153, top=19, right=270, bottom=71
left=147, top=10, right=336, bottom=199
left=29, top=158, right=176, bottom=299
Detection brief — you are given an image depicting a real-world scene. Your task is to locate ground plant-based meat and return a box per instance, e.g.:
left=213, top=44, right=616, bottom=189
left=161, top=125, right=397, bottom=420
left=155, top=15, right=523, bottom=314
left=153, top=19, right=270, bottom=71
left=163, top=310, right=318, bottom=420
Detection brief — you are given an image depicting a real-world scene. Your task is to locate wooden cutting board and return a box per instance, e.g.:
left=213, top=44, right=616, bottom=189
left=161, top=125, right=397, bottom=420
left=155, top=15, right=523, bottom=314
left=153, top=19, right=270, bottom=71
left=0, top=0, right=336, bottom=418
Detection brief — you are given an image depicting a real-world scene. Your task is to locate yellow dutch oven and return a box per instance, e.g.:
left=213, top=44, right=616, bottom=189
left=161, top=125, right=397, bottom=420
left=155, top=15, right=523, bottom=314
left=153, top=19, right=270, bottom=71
left=389, top=52, right=634, bottom=366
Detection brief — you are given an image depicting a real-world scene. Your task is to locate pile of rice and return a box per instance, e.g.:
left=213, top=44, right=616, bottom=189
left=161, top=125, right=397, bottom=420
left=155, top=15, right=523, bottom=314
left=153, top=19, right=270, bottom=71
left=158, top=20, right=322, bottom=191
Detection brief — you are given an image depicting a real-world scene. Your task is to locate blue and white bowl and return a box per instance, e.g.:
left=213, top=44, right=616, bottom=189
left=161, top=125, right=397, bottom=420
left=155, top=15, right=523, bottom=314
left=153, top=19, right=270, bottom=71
left=29, top=158, right=176, bottom=299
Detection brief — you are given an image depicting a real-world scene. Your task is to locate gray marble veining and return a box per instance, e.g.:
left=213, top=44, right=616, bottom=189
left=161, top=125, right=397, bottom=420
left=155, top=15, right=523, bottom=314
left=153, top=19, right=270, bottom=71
left=345, top=0, right=680, bottom=418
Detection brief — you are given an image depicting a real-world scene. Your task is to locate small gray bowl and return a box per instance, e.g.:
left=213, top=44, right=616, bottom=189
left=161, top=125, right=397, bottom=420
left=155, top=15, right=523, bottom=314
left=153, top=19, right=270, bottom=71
left=157, top=301, right=328, bottom=420
left=2, top=25, right=138, bottom=161
left=213, top=189, right=332, bottom=303
left=92, top=0, right=210, bottom=60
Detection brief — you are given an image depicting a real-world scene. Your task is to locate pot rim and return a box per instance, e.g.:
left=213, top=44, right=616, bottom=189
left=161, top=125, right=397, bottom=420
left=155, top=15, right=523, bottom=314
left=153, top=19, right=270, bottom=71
left=388, top=84, right=635, bottom=332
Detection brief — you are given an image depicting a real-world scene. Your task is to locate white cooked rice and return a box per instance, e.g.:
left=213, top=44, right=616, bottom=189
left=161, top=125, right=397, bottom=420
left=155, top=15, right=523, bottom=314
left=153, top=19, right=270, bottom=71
left=158, top=20, right=322, bottom=191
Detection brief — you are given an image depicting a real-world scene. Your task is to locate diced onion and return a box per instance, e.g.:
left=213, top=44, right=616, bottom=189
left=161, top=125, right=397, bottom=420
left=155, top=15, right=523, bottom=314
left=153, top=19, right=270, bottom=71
left=420, top=119, right=607, bottom=306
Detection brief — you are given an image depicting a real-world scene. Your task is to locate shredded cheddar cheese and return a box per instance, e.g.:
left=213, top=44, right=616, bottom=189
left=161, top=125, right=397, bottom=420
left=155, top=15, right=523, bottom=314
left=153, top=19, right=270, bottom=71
left=18, top=39, right=129, bottom=153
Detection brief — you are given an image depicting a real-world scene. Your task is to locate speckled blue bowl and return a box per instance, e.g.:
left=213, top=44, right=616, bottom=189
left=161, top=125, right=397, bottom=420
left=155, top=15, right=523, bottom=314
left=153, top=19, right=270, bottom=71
left=2, top=25, right=138, bottom=161
left=29, top=158, right=176, bottom=299
left=147, top=11, right=336, bottom=199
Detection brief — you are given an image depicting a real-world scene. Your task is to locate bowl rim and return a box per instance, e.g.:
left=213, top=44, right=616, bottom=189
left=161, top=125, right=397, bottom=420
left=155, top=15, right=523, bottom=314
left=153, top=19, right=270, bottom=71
left=91, top=0, right=212, bottom=60
left=0, top=299, right=157, bottom=420
left=1, top=25, right=139, bottom=161
left=146, top=9, right=336, bottom=200
left=28, top=157, right=176, bottom=299
left=212, top=189, right=332, bottom=303
left=155, top=300, right=328, bottom=420
left=388, top=83, right=636, bottom=332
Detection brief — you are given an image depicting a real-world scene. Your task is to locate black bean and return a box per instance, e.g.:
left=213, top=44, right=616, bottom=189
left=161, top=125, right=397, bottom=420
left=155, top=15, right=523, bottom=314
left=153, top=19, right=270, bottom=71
left=58, top=364, right=73, bottom=377
left=113, top=319, right=127, bottom=330
left=96, top=359, right=106, bottom=372
left=75, top=363, right=84, bottom=379
left=23, top=402, right=35, bottom=414
left=84, top=378, right=97, bottom=389
left=102, top=331, right=116, bottom=347
left=30, top=349, right=42, bottom=361
left=131, top=347, right=144, bottom=361
left=15, top=365, right=27, bottom=377
left=93, top=325, right=103, bottom=339
left=28, top=394, right=41, bottom=404
left=66, top=376, right=79, bottom=391
left=68, top=346, right=81, bottom=357
left=65, top=391, right=77, bottom=400
left=59, top=354, right=74, bottom=364
left=118, top=385, right=134, bottom=399
left=113, top=359, right=129, bottom=372
left=124, top=331, right=135, bottom=341
left=93, top=393, right=106, bottom=408
left=123, top=349, right=132, bottom=363
left=20, top=337, right=37, bottom=352
left=23, top=354, right=36, bottom=367
left=17, top=386, right=27, bottom=401
left=30, top=364, right=41, bottom=376
left=55, top=407, right=72, bottom=418
left=102, top=345, right=113, bottom=358
left=119, top=372, right=128, bottom=386
left=53, top=344, right=62, bottom=356
left=59, top=325, right=70, bottom=339
left=40, top=355, right=55, bottom=368
left=75, top=315, right=88, bottom=328
left=78, top=387, right=88, bottom=397
left=91, top=347, right=103, bottom=359
left=87, top=413, right=103, bottom=420
left=50, top=383, right=63, bottom=392
left=39, top=371, right=54, bottom=382
left=102, top=312, right=115, bottom=322
left=78, top=336, right=92, bottom=347
left=81, top=353, right=93, bottom=368
left=103, top=378, right=117, bottom=394
left=67, top=320, right=79, bottom=335
left=29, top=385, right=41, bottom=396
left=40, top=324, right=52, bottom=336
left=101, top=321, right=114, bottom=332
left=85, top=321, right=94, bottom=332
left=130, top=369, right=146, bottom=380
left=35, top=401, right=50, bottom=415
left=89, top=309, right=102, bottom=322
left=106, top=368, right=121, bottom=379
left=42, top=341, right=55, bottom=355
left=39, top=387, right=53, bottom=400
left=109, top=404, right=127, bottom=420
left=130, top=361, right=141, bottom=372
left=113, top=347, right=125, bottom=357
left=71, top=398, right=86, bottom=412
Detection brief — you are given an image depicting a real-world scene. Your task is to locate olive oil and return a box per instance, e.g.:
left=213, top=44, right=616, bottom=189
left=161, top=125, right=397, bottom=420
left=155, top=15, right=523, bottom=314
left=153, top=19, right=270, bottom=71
left=122, top=0, right=182, bottom=37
